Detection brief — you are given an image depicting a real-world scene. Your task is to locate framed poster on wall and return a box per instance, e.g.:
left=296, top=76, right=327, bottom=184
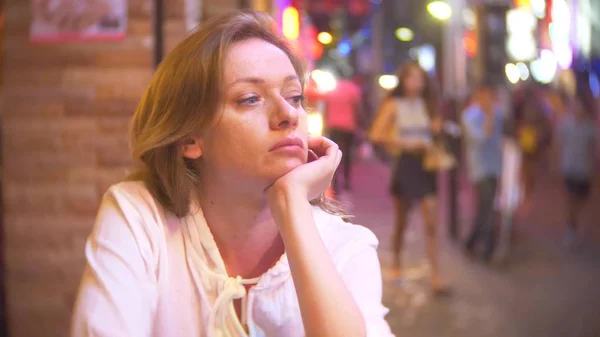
left=30, top=0, right=127, bottom=43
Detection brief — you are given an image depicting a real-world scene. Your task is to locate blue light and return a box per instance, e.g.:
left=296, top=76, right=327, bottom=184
left=360, top=27, right=371, bottom=38
left=338, top=41, right=351, bottom=56
left=590, top=72, right=600, bottom=98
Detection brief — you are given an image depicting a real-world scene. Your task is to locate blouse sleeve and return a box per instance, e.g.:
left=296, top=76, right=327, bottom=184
left=338, top=228, right=396, bottom=337
left=71, top=185, right=161, bottom=337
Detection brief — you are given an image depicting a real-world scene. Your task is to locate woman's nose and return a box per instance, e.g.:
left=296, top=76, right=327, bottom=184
left=270, top=96, right=299, bottom=130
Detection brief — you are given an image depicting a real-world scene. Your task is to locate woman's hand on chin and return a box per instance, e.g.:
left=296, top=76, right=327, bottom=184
left=266, top=136, right=341, bottom=204
left=264, top=136, right=368, bottom=337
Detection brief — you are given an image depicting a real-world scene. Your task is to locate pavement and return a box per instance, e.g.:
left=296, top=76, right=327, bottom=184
left=337, top=157, right=600, bottom=337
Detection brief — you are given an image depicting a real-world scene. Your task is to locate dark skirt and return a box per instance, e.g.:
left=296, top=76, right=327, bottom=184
left=390, top=152, right=437, bottom=200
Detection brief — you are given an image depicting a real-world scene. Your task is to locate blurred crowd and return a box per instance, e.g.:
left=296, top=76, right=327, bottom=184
left=307, top=60, right=598, bottom=290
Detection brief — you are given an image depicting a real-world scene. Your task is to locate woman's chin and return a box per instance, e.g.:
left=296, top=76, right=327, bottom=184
left=266, top=158, right=304, bottom=179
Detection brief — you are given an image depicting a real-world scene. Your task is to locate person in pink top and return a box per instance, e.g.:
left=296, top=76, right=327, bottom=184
left=324, top=74, right=362, bottom=192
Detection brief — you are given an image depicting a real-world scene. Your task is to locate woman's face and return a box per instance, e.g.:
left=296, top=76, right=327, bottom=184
left=403, top=66, right=425, bottom=96
left=188, top=38, right=308, bottom=190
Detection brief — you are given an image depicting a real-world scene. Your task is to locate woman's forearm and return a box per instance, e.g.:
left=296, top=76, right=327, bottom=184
left=269, top=188, right=366, bottom=337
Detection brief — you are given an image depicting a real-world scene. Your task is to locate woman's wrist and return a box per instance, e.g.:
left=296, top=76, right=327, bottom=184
left=267, top=182, right=311, bottom=228
left=267, top=181, right=306, bottom=204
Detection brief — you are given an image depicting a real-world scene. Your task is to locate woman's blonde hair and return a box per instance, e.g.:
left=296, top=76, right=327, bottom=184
left=128, top=10, right=349, bottom=219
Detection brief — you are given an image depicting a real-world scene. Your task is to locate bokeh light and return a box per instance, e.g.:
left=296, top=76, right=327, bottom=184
left=505, top=63, right=520, bottom=84
left=378, top=74, right=399, bottom=90
left=517, top=62, right=530, bottom=81
left=311, top=69, right=337, bottom=93
left=531, top=49, right=558, bottom=84
left=395, top=27, right=414, bottom=42
left=427, top=1, right=452, bottom=21
left=317, top=32, right=333, bottom=45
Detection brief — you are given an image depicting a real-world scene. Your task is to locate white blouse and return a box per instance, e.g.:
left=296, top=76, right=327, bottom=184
left=70, top=181, right=394, bottom=337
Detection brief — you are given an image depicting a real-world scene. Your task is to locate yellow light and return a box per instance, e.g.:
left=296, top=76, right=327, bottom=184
left=282, top=7, right=299, bottom=40
left=317, top=32, right=333, bottom=45
left=514, top=0, right=530, bottom=8
left=378, top=74, right=399, bottom=90
left=307, top=112, right=324, bottom=136
left=427, top=1, right=452, bottom=21
left=311, top=69, right=337, bottom=93
left=505, top=63, right=520, bottom=84
left=395, top=27, right=414, bottom=42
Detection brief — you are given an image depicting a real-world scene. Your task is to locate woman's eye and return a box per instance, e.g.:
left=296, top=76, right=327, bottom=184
left=289, top=95, right=305, bottom=107
left=238, top=96, right=260, bottom=106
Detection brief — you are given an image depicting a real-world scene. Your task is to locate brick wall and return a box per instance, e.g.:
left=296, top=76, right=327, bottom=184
left=0, top=0, right=236, bottom=335
left=2, top=0, right=153, bottom=334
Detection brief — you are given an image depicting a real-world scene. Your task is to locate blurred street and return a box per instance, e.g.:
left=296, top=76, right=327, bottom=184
left=340, top=157, right=600, bottom=337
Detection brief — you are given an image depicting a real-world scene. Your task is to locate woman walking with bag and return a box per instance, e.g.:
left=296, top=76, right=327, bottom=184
left=369, top=61, right=448, bottom=294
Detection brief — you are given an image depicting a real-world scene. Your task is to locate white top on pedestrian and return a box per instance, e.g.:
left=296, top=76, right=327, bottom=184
left=394, top=97, right=433, bottom=149
left=70, top=181, right=394, bottom=337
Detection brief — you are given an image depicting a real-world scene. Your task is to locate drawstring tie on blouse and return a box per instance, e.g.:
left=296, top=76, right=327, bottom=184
left=207, top=275, right=259, bottom=337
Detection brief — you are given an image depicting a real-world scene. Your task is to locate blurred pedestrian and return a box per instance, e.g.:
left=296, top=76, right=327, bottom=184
left=369, top=61, right=446, bottom=293
left=513, top=87, right=553, bottom=212
left=324, top=69, right=362, bottom=193
left=462, top=84, right=504, bottom=262
left=558, top=94, right=598, bottom=248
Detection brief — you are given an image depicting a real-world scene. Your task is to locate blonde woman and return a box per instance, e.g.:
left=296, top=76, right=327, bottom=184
left=70, top=10, right=392, bottom=337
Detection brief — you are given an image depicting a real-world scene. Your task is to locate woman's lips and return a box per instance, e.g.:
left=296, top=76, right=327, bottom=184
left=269, top=136, right=304, bottom=152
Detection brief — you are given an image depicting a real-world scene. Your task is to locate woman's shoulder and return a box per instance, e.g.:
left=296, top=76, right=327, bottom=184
left=107, top=180, right=153, bottom=200
left=312, top=206, right=379, bottom=255
left=84, top=181, right=169, bottom=287
left=104, top=180, right=158, bottom=210
left=98, top=180, right=169, bottom=235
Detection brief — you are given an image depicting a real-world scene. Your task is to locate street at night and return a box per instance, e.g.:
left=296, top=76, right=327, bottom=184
left=343, top=157, right=600, bottom=337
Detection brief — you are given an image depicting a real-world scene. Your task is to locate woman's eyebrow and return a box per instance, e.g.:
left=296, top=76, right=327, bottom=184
left=230, top=74, right=299, bottom=87
left=282, top=74, right=300, bottom=83
left=230, top=77, right=265, bottom=86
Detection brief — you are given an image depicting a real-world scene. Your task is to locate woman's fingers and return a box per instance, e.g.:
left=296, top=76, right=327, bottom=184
left=307, top=136, right=327, bottom=157
left=308, top=136, right=341, bottom=172
left=307, top=150, right=318, bottom=163
left=308, top=136, right=338, bottom=158
left=334, top=149, right=343, bottom=169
